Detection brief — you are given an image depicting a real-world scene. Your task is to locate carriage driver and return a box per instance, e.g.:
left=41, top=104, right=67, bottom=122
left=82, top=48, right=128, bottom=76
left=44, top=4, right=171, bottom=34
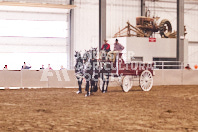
left=101, top=39, right=110, bottom=52
left=100, top=39, right=111, bottom=60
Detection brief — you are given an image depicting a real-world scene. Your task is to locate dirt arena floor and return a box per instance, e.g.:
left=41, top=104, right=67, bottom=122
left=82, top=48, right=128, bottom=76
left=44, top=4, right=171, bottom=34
left=0, top=85, right=198, bottom=132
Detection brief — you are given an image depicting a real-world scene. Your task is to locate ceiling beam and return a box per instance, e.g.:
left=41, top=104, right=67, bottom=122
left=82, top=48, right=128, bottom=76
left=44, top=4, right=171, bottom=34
left=0, top=2, right=76, bottom=9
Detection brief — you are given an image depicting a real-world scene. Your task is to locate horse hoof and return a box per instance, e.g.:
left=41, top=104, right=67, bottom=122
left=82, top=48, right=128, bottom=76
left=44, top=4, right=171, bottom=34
left=76, top=91, right=82, bottom=94
left=85, top=94, right=89, bottom=97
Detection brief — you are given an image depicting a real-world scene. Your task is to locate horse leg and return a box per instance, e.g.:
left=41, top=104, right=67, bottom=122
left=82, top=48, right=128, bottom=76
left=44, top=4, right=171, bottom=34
left=76, top=77, right=82, bottom=94
left=92, top=75, right=98, bottom=92
left=105, top=76, right=110, bottom=92
left=90, top=78, right=94, bottom=93
left=94, top=76, right=98, bottom=92
left=78, top=80, right=82, bottom=92
left=101, top=74, right=105, bottom=92
left=102, top=74, right=109, bottom=92
left=102, top=80, right=106, bottom=93
left=85, top=81, right=90, bottom=97
left=84, top=78, right=87, bottom=92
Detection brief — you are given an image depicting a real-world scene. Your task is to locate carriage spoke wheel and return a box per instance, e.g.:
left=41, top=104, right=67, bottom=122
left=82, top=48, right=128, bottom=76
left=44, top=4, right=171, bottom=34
left=122, top=75, right=133, bottom=92
left=140, top=70, right=153, bottom=91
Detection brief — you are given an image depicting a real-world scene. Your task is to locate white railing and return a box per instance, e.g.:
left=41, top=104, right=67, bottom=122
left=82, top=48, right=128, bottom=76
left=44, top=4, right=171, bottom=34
left=154, top=61, right=184, bottom=69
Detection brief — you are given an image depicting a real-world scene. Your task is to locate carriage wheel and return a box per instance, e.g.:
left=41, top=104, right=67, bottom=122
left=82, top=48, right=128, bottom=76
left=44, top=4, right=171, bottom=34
left=98, top=78, right=103, bottom=92
left=140, top=70, right=153, bottom=91
left=121, top=75, right=133, bottom=92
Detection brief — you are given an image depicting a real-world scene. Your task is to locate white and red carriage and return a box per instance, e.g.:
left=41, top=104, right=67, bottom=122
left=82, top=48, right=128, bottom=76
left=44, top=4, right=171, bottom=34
left=98, top=52, right=154, bottom=92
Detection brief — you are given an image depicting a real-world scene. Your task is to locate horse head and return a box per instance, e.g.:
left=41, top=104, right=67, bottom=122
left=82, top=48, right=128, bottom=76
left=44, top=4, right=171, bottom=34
left=100, top=50, right=107, bottom=60
left=83, top=50, right=91, bottom=63
left=90, top=47, right=98, bottom=59
left=74, top=51, right=81, bottom=58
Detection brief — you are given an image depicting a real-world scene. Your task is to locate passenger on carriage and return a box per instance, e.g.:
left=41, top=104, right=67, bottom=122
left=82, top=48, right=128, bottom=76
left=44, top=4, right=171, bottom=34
left=108, top=39, right=125, bottom=62
left=114, top=39, right=124, bottom=52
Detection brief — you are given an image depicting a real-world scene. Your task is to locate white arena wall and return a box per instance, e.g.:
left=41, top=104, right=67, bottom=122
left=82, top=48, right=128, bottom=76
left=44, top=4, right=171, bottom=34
left=0, top=69, right=198, bottom=89
left=0, top=70, right=77, bottom=89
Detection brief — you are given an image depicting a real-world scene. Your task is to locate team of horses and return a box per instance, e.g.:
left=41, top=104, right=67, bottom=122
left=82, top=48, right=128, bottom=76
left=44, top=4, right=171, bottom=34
left=74, top=48, right=111, bottom=97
